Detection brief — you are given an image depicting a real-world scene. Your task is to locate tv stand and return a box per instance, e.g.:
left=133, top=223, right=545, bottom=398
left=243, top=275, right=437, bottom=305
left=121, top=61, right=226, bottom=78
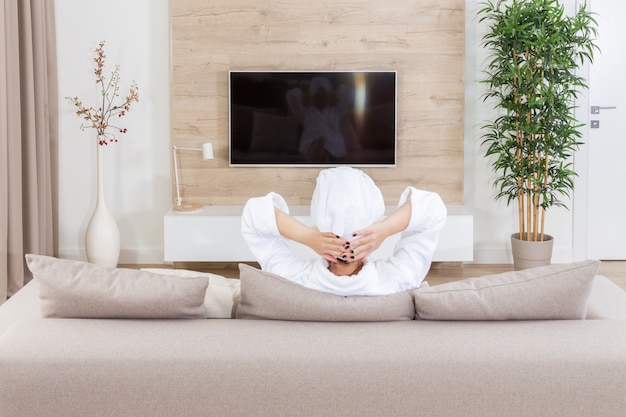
left=164, top=205, right=473, bottom=263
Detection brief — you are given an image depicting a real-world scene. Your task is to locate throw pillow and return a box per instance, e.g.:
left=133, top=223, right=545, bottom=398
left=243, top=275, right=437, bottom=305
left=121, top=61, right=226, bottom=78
left=26, top=254, right=208, bottom=319
left=142, top=268, right=240, bottom=318
left=412, top=260, right=600, bottom=321
left=235, top=264, right=415, bottom=321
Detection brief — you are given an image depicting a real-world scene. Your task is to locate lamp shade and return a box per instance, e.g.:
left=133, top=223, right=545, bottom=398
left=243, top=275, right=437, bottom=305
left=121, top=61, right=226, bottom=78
left=202, top=143, right=214, bottom=160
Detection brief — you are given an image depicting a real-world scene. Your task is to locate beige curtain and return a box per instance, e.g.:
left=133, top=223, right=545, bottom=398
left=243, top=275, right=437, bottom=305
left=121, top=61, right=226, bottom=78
left=0, top=0, right=58, bottom=302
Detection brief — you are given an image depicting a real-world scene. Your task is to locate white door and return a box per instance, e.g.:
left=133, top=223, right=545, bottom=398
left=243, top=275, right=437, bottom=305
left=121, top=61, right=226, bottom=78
left=586, top=0, right=626, bottom=259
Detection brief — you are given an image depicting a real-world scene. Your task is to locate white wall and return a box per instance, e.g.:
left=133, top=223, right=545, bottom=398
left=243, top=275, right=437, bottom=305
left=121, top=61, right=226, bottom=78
left=55, top=0, right=171, bottom=263
left=54, top=0, right=581, bottom=265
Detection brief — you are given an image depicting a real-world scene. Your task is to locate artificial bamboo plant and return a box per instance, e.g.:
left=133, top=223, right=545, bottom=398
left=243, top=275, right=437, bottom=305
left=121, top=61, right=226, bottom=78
left=479, top=0, right=598, bottom=242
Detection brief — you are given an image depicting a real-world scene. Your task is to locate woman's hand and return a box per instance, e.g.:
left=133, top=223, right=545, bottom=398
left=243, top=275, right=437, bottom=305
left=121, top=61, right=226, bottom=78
left=350, top=201, right=412, bottom=261
left=302, top=230, right=350, bottom=263
left=350, top=222, right=388, bottom=261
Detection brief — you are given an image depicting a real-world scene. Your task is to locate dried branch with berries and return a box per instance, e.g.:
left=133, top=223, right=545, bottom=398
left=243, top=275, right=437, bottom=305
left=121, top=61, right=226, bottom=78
left=66, top=41, right=139, bottom=145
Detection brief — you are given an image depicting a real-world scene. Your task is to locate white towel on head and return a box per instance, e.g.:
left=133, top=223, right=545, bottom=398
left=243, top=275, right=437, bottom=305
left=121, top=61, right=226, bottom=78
left=309, top=76, right=332, bottom=95
left=311, top=167, right=385, bottom=239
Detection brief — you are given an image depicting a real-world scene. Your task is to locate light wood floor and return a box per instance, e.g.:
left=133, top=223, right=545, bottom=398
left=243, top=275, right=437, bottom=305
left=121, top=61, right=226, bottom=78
left=125, top=261, right=626, bottom=291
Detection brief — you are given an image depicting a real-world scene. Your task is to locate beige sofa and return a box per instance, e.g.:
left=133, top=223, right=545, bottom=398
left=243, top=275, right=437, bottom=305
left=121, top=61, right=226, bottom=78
left=0, top=258, right=625, bottom=417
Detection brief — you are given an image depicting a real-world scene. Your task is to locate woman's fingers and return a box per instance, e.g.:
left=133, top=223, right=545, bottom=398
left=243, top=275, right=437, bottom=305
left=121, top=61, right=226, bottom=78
left=321, top=233, right=349, bottom=257
left=348, top=229, right=378, bottom=260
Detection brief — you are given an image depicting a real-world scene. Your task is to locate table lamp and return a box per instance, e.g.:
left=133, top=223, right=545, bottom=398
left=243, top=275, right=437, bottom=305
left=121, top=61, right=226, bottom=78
left=172, top=143, right=214, bottom=212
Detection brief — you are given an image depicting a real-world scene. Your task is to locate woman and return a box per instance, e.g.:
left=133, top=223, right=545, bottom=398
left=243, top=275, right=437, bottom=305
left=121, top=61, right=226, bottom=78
left=241, top=167, right=447, bottom=296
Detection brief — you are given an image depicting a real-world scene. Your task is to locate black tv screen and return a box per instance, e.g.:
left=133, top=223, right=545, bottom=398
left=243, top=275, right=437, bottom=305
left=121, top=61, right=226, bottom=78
left=229, top=71, right=397, bottom=167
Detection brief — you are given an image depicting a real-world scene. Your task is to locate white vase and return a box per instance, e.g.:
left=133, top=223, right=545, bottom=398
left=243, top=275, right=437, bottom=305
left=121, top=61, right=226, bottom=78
left=85, top=140, right=120, bottom=267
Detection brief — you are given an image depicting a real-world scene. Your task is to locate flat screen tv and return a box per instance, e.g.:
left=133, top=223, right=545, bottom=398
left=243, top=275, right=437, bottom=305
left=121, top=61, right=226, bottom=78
left=229, top=70, right=397, bottom=167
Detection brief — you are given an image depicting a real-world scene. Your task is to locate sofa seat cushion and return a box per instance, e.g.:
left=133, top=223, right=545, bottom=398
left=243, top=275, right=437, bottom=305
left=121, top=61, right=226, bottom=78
left=412, top=261, right=600, bottom=321
left=236, top=264, right=415, bottom=321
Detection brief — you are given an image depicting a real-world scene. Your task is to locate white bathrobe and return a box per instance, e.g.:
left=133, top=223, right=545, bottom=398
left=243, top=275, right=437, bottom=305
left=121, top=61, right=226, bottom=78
left=241, top=171, right=447, bottom=296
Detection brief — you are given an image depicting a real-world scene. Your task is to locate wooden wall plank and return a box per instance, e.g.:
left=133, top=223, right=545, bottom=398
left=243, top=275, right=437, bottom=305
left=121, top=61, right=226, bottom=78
left=171, top=0, right=464, bottom=206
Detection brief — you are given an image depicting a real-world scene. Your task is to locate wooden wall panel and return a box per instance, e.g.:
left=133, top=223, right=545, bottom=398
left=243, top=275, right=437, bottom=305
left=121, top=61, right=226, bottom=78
left=171, top=0, right=464, bottom=207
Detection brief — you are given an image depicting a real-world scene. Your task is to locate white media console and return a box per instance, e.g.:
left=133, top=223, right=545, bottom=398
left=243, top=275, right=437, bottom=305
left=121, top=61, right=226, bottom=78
left=164, top=205, right=473, bottom=263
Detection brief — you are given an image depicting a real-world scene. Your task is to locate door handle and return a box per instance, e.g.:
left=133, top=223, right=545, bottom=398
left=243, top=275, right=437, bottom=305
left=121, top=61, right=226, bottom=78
left=590, top=105, right=617, bottom=114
